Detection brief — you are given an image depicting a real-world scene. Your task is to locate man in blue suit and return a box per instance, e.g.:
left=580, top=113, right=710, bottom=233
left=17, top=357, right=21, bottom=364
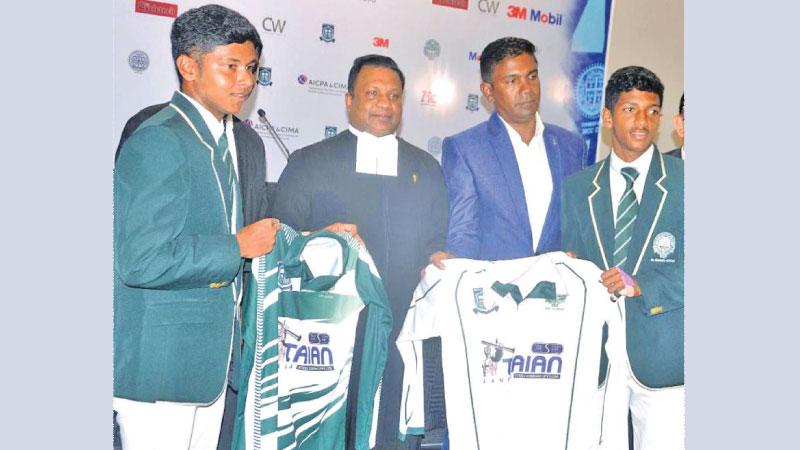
left=561, top=66, right=684, bottom=450
left=430, top=37, right=587, bottom=267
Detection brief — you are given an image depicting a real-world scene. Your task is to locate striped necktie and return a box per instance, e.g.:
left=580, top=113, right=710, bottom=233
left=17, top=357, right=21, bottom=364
left=217, top=121, right=240, bottom=232
left=613, top=167, right=640, bottom=267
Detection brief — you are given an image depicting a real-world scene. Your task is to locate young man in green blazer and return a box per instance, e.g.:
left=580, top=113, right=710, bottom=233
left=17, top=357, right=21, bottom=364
left=113, top=5, right=280, bottom=449
left=561, top=66, right=684, bottom=450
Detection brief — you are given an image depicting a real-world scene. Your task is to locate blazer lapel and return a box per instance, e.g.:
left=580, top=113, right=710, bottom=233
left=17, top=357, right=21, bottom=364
left=628, top=150, right=669, bottom=276
left=588, top=159, right=615, bottom=270
left=169, top=91, right=233, bottom=231
left=537, top=126, right=564, bottom=253
left=487, top=113, right=532, bottom=241
left=169, top=91, right=218, bottom=150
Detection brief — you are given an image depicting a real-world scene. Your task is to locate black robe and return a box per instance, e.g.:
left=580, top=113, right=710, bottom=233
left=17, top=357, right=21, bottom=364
left=271, top=130, right=448, bottom=449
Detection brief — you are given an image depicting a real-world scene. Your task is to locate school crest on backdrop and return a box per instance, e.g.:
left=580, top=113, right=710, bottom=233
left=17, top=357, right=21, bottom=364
left=320, top=23, right=336, bottom=43
left=466, top=93, right=480, bottom=112
left=257, top=67, right=273, bottom=86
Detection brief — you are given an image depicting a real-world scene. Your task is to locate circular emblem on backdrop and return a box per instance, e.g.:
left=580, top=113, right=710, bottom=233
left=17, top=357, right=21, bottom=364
left=128, top=50, right=149, bottom=73
left=427, top=137, right=443, bottom=157
left=652, top=232, right=676, bottom=259
left=575, top=63, right=605, bottom=119
left=424, top=39, right=441, bottom=60
left=297, top=74, right=308, bottom=85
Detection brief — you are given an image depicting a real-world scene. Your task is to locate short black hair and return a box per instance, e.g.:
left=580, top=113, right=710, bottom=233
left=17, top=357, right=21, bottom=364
left=170, top=4, right=263, bottom=82
left=679, top=93, right=684, bottom=116
left=480, top=37, right=537, bottom=83
left=347, top=54, right=405, bottom=94
left=604, top=66, right=664, bottom=110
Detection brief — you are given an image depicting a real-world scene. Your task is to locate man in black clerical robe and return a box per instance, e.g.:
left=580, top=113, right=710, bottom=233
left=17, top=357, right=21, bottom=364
left=271, top=55, right=448, bottom=450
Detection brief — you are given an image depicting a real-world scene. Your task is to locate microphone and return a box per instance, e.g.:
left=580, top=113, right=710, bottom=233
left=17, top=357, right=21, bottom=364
left=257, top=108, right=291, bottom=160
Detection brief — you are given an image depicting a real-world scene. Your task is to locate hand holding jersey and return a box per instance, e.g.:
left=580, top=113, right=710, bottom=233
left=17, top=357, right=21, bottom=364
left=323, top=222, right=364, bottom=246
left=600, top=267, right=640, bottom=298
left=236, top=218, right=281, bottom=258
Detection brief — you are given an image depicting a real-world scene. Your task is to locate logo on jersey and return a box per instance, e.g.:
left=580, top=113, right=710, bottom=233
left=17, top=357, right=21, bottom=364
left=651, top=231, right=676, bottom=262
left=545, top=294, right=567, bottom=310
left=481, top=339, right=514, bottom=382
left=280, top=322, right=334, bottom=371
left=504, top=342, right=563, bottom=379
left=277, top=261, right=292, bottom=291
left=472, top=287, right=499, bottom=314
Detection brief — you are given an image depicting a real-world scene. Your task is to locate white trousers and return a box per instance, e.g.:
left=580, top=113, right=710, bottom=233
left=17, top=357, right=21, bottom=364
left=612, top=299, right=685, bottom=450
left=626, top=376, right=685, bottom=450
left=113, top=390, right=226, bottom=450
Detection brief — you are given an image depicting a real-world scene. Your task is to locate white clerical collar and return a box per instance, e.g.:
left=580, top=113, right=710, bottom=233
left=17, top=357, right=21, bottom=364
left=350, top=125, right=399, bottom=177
left=178, top=90, right=228, bottom=142
left=610, top=144, right=654, bottom=176
left=498, top=112, right=546, bottom=146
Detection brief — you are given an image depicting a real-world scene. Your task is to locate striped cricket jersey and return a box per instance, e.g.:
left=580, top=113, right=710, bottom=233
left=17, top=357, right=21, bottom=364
left=235, top=227, right=393, bottom=450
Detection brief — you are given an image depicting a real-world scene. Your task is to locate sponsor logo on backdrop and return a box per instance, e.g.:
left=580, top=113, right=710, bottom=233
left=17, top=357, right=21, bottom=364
left=468, top=51, right=481, bottom=61
left=128, top=50, right=149, bottom=73
left=245, top=118, right=301, bottom=140
left=424, top=39, right=441, bottom=60
left=373, top=36, right=390, bottom=48
left=362, top=0, right=377, bottom=3
left=427, top=137, right=443, bottom=158
left=421, top=90, right=437, bottom=107
left=576, top=63, right=603, bottom=119
left=298, top=74, right=348, bottom=96
left=477, top=0, right=501, bottom=14
left=257, top=67, right=273, bottom=86
left=319, top=23, right=336, bottom=43
left=262, top=17, right=287, bottom=35
left=506, top=4, right=563, bottom=26
left=325, top=126, right=338, bottom=138
left=433, top=0, right=469, bottom=10
left=466, top=94, right=480, bottom=112
left=134, top=0, right=177, bottom=18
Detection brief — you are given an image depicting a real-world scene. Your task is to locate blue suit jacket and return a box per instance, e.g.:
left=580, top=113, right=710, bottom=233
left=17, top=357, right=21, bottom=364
left=561, top=150, right=684, bottom=388
left=442, top=112, right=587, bottom=260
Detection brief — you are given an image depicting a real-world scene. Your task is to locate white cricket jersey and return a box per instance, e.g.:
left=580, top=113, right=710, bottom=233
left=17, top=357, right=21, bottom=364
left=238, top=227, right=392, bottom=450
left=397, top=252, right=626, bottom=450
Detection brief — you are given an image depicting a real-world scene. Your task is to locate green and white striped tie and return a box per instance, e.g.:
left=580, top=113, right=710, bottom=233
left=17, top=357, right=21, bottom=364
left=613, top=167, right=640, bottom=267
left=218, top=131, right=235, bottom=208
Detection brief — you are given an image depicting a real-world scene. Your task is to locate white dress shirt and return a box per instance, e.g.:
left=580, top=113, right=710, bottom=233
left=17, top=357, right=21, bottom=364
left=609, top=145, right=654, bottom=219
left=499, top=112, right=552, bottom=252
left=349, top=125, right=399, bottom=177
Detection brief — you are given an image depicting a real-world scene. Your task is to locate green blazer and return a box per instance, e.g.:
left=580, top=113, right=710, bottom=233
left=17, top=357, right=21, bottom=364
left=561, top=149, right=684, bottom=388
left=114, top=91, right=243, bottom=404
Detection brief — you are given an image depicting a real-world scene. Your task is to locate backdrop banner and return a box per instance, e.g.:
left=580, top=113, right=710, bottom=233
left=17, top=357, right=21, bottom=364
left=115, top=0, right=614, bottom=180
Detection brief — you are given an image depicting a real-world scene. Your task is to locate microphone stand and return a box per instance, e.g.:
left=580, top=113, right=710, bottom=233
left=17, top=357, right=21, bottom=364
left=257, top=109, right=291, bottom=161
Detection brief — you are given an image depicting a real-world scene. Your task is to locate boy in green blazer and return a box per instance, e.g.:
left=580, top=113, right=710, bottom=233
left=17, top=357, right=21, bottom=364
left=113, top=5, right=280, bottom=449
left=562, top=66, right=684, bottom=450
